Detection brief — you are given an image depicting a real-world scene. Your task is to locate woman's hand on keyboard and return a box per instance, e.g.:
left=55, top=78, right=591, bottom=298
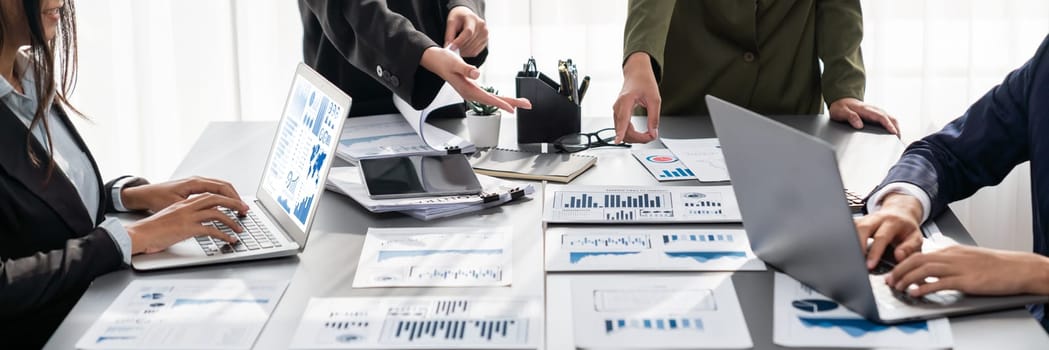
left=122, top=176, right=244, bottom=214
left=127, top=193, right=249, bottom=254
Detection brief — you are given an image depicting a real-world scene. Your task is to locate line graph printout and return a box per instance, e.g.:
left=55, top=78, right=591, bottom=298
left=773, top=273, right=953, bottom=348
left=76, top=279, right=289, bottom=350
left=571, top=274, right=752, bottom=349
left=545, top=226, right=764, bottom=272
left=543, top=185, right=741, bottom=223
left=353, top=227, right=512, bottom=288
left=660, top=138, right=730, bottom=182
left=262, top=74, right=344, bottom=229
left=630, top=149, right=698, bottom=181
left=290, top=297, right=541, bottom=349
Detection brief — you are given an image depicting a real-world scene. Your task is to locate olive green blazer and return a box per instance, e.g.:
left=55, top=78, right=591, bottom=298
left=625, top=0, right=866, bottom=116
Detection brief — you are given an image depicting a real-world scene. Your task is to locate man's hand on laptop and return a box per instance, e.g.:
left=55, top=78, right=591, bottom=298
left=887, top=245, right=1049, bottom=297
left=126, top=193, right=249, bottom=255
left=122, top=176, right=245, bottom=215
left=855, top=193, right=924, bottom=270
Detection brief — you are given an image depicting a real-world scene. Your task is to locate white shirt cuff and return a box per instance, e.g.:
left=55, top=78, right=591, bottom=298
left=111, top=176, right=146, bottom=212
left=99, top=217, right=132, bottom=265
left=866, top=182, right=932, bottom=223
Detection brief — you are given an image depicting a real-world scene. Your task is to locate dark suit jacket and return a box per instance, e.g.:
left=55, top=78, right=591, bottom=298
left=299, top=0, right=487, bottom=117
left=0, top=105, right=126, bottom=348
left=873, top=34, right=1049, bottom=329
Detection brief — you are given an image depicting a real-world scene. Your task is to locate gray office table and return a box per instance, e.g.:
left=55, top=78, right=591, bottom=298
left=47, top=115, right=1049, bottom=349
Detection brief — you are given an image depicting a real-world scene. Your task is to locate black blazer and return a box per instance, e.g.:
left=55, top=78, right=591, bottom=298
left=0, top=104, right=126, bottom=348
left=299, top=0, right=487, bottom=117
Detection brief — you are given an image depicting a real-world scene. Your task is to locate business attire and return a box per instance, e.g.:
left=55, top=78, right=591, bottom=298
left=624, top=0, right=866, bottom=116
left=299, top=0, right=487, bottom=117
left=0, top=55, right=138, bottom=347
left=867, top=34, right=1049, bottom=330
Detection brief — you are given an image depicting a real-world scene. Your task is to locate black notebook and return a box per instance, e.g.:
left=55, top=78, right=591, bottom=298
left=468, top=148, right=596, bottom=183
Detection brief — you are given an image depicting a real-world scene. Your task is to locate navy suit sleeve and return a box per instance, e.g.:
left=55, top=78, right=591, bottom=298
left=874, top=35, right=1048, bottom=219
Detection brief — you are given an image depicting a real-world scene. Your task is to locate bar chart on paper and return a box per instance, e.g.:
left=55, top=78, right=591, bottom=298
left=545, top=227, right=765, bottom=271
left=660, top=138, right=730, bottom=182
left=773, top=273, right=953, bottom=348
left=631, top=149, right=698, bottom=181
left=571, top=275, right=752, bottom=349
left=353, top=227, right=512, bottom=287
left=290, top=297, right=541, bottom=349
left=544, top=185, right=742, bottom=223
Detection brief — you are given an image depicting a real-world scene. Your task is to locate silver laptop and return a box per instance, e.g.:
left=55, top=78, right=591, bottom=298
left=707, top=95, right=1046, bottom=323
left=133, top=63, right=351, bottom=270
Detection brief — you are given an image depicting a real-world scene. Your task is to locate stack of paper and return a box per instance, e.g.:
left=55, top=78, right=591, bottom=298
left=325, top=166, right=534, bottom=220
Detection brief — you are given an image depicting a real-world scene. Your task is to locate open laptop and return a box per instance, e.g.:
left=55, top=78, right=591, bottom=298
left=707, top=95, right=1046, bottom=323
left=132, top=63, right=351, bottom=270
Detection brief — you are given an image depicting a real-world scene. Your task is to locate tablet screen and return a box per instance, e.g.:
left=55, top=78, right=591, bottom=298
left=359, top=155, right=481, bottom=198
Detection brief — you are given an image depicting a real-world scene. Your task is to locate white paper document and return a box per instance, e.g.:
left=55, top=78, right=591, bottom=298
left=392, top=82, right=470, bottom=152
left=75, top=279, right=289, bottom=350
left=290, top=296, right=542, bottom=349
left=630, top=148, right=698, bottom=181
left=353, top=227, right=512, bottom=288
left=335, top=113, right=474, bottom=161
left=543, top=184, right=742, bottom=223
left=545, top=226, right=764, bottom=272
left=571, top=274, right=752, bottom=349
left=773, top=273, right=953, bottom=348
left=660, top=138, right=730, bottom=182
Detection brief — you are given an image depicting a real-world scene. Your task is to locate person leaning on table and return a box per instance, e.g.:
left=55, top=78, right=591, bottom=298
left=857, top=33, right=1049, bottom=331
left=0, top=0, right=254, bottom=347
left=612, top=0, right=899, bottom=144
left=298, top=0, right=530, bottom=117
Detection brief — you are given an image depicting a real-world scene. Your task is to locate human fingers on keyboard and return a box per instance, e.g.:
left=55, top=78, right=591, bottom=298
left=889, top=254, right=954, bottom=291
left=199, top=224, right=238, bottom=245
left=866, top=219, right=904, bottom=270
left=202, top=208, right=243, bottom=233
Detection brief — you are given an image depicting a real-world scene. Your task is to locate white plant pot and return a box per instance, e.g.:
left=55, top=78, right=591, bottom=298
left=466, top=110, right=502, bottom=148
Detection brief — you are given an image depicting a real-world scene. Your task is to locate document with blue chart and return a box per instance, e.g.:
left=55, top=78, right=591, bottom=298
left=571, top=274, right=752, bottom=349
left=543, top=184, right=742, bottom=223
left=75, top=279, right=289, bottom=350
left=630, top=148, right=698, bottom=181
left=352, top=227, right=512, bottom=288
left=289, top=297, right=542, bottom=349
left=659, top=138, right=730, bottom=182
left=545, top=226, right=764, bottom=272
left=262, top=75, right=343, bottom=230
left=335, top=113, right=475, bottom=161
left=773, top=273, right=953, bottom=348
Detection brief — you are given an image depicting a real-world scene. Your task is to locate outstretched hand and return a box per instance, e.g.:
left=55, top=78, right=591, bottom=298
left=420, top=47, right=531, bottom=113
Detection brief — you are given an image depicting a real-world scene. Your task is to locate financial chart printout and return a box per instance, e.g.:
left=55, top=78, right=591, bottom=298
left=353, top=227, right=512, bottom=288
left=263, top=75, right=344, bottom=230
left=571, top=274, right=752, bottom=349
left=543, top=185, right=742, bottom=223
left=290, top=297, right=541, bottom=349
left=545, top=226, right=764, bottom=272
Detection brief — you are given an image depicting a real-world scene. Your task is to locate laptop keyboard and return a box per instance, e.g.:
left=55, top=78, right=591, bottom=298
left=845, top=189, right=864, bottom=213
left=196, top=207, right=282, bottom=256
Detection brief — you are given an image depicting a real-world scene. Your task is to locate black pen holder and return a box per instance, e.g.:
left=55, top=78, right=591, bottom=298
left=515, top=72, right=581, bottom=144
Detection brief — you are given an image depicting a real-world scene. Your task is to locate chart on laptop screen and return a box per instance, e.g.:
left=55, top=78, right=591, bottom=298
left=263, top=75, right=344, bottom=230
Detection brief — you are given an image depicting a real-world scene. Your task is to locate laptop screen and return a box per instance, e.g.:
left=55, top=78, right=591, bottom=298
left=259, top=70, right=346, bottom=231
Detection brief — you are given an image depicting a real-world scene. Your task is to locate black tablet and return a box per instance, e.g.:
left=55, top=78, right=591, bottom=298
left=359, top=154, right=482, bottom=199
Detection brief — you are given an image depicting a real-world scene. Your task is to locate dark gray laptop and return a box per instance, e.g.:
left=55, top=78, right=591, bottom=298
left=707, top=95, right=1046, bottom=323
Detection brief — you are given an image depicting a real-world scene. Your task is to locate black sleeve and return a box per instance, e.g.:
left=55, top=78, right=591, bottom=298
left=0, top=228, right=124, bottom=320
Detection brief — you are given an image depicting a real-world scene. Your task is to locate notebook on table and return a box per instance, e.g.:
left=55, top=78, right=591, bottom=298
left=468, top=147, right=596, bottom=183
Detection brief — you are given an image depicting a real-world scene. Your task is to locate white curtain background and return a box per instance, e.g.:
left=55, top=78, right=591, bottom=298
left=70, top=0, right=1047, bottom=251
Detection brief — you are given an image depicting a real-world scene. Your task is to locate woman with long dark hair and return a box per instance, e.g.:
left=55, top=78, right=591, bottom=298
left=0, top=1, right=250, bottom=347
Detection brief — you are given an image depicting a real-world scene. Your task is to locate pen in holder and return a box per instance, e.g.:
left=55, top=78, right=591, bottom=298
left=515, top=62, right=582, bottom=144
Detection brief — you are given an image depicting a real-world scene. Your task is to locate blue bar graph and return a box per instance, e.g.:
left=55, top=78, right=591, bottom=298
left=408, top=266, right=504, bottom=282
left=659, top=167, right=696, bottom=178
left=381, top=318, right=528, bottom=344
left=559, top=192, right=670, bottom=209
left=604, top=317, right=705, bottom=334
left=662, top=233, right=734, bottom=244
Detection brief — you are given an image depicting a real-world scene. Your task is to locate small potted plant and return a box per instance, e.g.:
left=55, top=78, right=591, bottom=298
left=465, top=86, right=502, bottom=148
